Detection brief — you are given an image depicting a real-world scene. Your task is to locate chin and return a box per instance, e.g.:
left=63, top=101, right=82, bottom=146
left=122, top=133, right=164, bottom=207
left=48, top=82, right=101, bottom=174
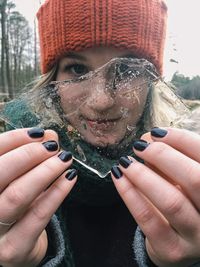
left=83, top=132, right=123, bottom=148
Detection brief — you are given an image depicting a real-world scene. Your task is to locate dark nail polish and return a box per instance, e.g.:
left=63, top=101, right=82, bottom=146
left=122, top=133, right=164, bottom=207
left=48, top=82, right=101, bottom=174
left=138, top=139, right=148, bottom=143
left=133, top=140, right=149, bottom=151
left=151, top=128, right=168, bottom=138
left=58, top=151, right=72, bottom=162
left=28, top=128, right=44, bottom=138
left=66, top=169, right=77, bottom=180
left=119, top=156, right=132, bottom=168
left=111, top=165, right=122, bottom=179
left=42, top=140, right=58, bottom=151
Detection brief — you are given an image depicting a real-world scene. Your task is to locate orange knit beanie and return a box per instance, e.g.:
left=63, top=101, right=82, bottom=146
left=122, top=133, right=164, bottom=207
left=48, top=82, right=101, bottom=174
left=37, top=0, right=167, bottom=74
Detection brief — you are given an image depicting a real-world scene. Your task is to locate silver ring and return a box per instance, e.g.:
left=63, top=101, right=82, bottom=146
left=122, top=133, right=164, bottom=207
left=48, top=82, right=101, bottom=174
left=0, top=220, right=16, bottom=226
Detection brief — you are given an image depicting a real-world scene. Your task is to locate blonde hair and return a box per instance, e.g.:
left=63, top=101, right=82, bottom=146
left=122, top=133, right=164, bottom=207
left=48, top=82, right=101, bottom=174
left=32, top=64, right=58, bottom=91
left=144, top=81, right=190, bottom=129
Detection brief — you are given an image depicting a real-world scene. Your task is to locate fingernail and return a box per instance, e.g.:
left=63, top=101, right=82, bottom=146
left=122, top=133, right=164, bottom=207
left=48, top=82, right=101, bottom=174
left=151, top=127, right=168, bottom=138
left=139, top=139, right=148, bottom=143
left=28, top=128, right=44, bottom=138
left=133, top=140, right=149, bottom=151
left=66, top=169, right=77, bottom=180
left=111, top=165, right=122, bottom=179
left=58, top=151, right=72, bottom=162
left=42, top=140, right=58, bottom=151
left=119, top=156, right=132, bottom=168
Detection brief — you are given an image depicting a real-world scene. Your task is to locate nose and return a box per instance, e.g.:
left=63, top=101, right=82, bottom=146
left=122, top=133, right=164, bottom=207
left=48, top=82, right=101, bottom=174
left=87, top=85, right=115, bottom=112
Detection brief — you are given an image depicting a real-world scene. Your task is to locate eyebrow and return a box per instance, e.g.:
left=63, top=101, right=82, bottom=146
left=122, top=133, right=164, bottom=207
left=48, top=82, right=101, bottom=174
left=65, top=52, right=87, bottom=61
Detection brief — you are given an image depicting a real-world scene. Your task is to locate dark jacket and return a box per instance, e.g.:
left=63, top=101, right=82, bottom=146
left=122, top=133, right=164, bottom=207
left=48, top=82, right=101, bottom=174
left=40, top=199, right=156, bottom=267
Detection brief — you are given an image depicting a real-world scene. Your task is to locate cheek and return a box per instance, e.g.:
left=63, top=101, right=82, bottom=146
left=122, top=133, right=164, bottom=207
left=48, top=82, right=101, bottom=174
left=59, top=89, right=87, bottom=113
left=133, top=89, right=148, bottom=111
left=56, top=72, right=71, bottom=81
left=118, top=88, right=148, bottom=117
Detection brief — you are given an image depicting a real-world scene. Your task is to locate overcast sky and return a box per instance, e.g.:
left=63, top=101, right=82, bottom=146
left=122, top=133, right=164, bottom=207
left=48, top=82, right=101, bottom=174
left=11, top=0, right=200, bottom=80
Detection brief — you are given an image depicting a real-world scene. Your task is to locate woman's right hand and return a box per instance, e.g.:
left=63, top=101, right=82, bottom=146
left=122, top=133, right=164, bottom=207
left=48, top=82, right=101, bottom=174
left=0, top=128, right=77, bottom=267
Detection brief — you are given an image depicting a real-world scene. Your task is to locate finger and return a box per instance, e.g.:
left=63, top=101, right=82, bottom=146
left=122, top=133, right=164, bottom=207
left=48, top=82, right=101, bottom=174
left=143, top=160, right=180, bottom=187
left=150, top=127, right=200, bottom=163
left=0, top=138, right=59, bottom=192
left=0, top=128, right=58, bottom=155
left=0, top=128, right=45, bottom=155
left=130, top=151, right=178, bottom=187
left=132, top=137, right=162, bottom=180
left=0, top=170, right=77, bottom=263
left=0, top=151, right=73, bottom=231
left=132, top=140, right=200, bottom=211
left=117, top=157, right=200, bottom=238
left=111, top=166, right=180, bottom=253
left=139, top=135, right=174, bottom=181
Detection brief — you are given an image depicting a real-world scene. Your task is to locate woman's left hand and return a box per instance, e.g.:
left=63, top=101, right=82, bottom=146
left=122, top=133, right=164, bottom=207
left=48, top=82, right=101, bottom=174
left=111, top=127, right=200, bottom=267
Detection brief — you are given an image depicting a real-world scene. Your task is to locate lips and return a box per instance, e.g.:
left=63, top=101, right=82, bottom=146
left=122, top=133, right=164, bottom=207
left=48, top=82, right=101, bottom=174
left=86, top=118, right=120, bottom=131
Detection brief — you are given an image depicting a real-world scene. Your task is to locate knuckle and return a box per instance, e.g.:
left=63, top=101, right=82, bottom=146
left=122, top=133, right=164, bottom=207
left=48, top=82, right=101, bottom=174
left=163, top=193, right=184, bottom=216
left=118, top=182, right=132, bottom=197
left=51, top=181, right=68, bottom=196
left=0, top=241, right=19, bottom=263
left=23, top=142, right=57, bottom=162
left=132, top=162, right=146, bottom=177
left=149, top=142, right=168, bottom=156
left=165, top=245, right=185, bottom=263
left=21, top=143, right=37, bottom=160
left=42, top=160, right=58, bottom=174
left=5, top=185, right=25, bottom=207
left=152, top=236, right=186, bottom=264
left=136, top=208, right=154, bottom=226
left=32, top=203, right=49, bottom=221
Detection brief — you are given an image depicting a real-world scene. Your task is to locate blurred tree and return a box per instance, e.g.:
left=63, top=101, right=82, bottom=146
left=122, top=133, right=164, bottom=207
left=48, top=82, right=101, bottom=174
left=9, top=11, right=31, bottom=91
left=0, top=0, right=40, bottom=100
left=171, top=72, right=200, bottom=100
left=5, top=0, right=15, bottom=98
left=0, top=0, right=8, bottom=94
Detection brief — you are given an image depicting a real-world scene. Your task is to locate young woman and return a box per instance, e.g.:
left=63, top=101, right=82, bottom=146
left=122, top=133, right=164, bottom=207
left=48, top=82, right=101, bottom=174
left=0, top=0, right=200, bottom=267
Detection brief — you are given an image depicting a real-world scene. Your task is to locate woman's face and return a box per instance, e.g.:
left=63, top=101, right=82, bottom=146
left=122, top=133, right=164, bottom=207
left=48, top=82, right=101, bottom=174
left=56, top=47, right=149, bottom=147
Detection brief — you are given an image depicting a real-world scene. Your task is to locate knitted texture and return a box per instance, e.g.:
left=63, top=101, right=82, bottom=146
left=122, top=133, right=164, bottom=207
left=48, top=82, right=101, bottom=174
left=37, top=0, right=167, bottom=74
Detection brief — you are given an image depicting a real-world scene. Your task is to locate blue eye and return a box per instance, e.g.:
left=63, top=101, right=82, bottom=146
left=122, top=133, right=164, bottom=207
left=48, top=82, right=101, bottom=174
left=63, top=64, right=89, bottom=77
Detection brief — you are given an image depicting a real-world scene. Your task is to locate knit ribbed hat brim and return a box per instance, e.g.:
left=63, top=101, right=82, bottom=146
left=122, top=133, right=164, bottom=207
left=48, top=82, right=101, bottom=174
left=37, top=0, right=167, bottom=74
